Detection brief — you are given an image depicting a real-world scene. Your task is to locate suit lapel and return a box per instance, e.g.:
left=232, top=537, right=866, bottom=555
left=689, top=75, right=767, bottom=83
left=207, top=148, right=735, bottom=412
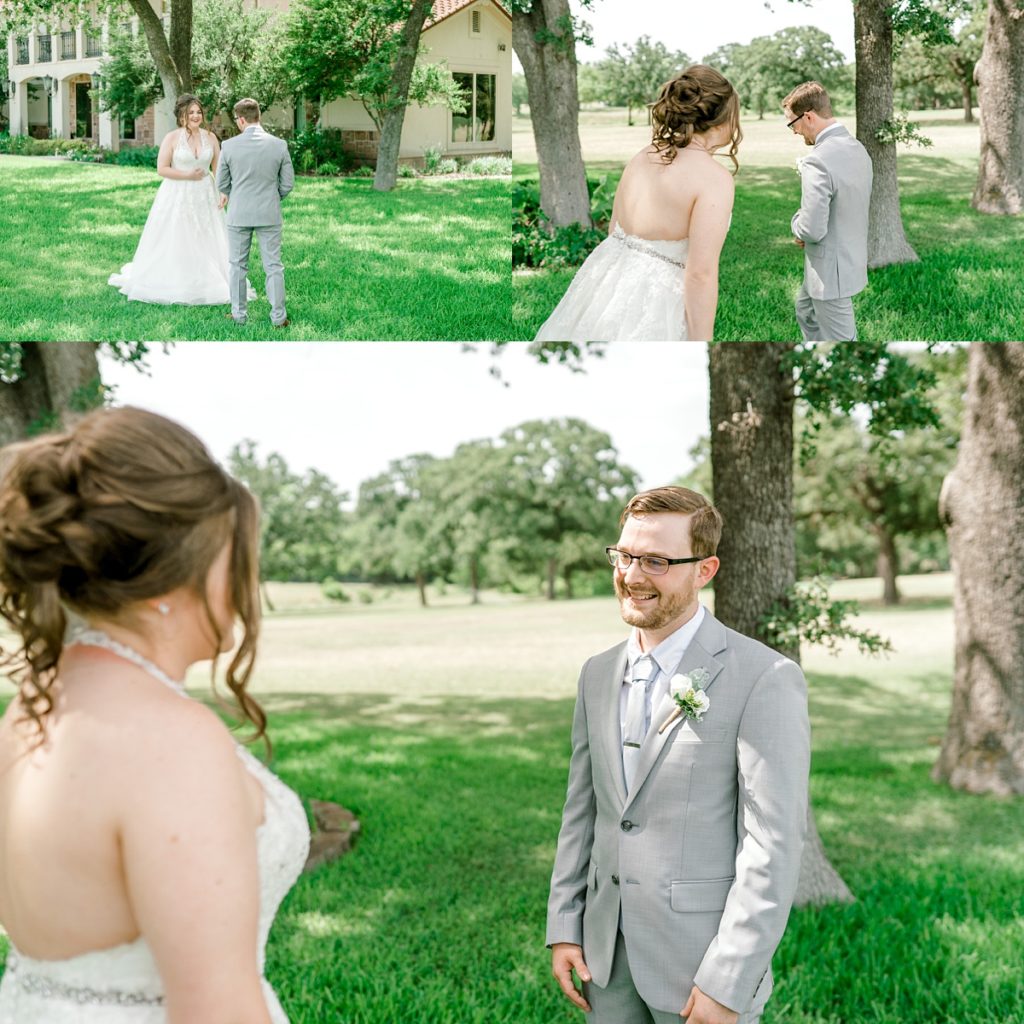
left=598, top=642, right=629, bottom=808
left=623, top=611, right=727, bottom=809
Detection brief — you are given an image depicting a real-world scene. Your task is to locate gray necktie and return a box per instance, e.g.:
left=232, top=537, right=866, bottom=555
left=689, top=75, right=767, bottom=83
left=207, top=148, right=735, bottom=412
left=623, top=654, right=655, bottom=792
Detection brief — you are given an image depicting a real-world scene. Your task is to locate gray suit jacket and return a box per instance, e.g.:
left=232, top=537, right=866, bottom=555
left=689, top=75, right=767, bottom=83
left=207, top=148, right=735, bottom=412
left=215, top=125, right=294, bottom=228
left=791, top=124, right=872, bottom=300
left=546, top=610, right=810, bottom=1016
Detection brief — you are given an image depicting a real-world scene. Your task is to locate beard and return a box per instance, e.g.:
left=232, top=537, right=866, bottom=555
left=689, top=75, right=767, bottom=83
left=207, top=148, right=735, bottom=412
left=614, top=572, right=697, bottom=633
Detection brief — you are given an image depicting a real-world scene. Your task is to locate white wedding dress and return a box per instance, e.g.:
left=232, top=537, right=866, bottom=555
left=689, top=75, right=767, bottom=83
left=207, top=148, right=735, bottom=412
left=0, top=632, right=310, bottom=1024
left=533, top=224, right=690, bottom=342
left=108, top=130, right=253, bottom=305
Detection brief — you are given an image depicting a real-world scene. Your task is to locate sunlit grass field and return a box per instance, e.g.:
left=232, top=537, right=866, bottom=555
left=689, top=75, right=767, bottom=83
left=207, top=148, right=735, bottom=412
left=513, top=108, right=1024, bottom=342
left=0, top=158, right=513, bottom=342
left=3, top=572, right=1023, bottom=1023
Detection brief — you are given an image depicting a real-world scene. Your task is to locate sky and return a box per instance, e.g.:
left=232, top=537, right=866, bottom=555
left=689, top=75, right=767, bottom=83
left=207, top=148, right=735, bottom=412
left=515, top=0, right=856, bottom=72
left=98, top=343, right=711, bottom=503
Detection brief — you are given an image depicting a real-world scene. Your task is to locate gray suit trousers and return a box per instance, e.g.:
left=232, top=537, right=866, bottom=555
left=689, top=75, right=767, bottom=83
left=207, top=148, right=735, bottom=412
left=585, top=932, right=762, bottom=1024
left=228, top=225, right=286, bottom=325
left=795, top=283, right=857, bottom=341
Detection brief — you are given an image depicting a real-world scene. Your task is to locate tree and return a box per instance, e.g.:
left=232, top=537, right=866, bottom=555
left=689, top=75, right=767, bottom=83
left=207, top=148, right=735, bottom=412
left=512, top=71, right=529, bottom=116
left=511, top=0, right=593, bottom=228
left=708, top=341, right=944, bottom=906
left=227, top=441, right=348, bottom=591
left=497, top=418, right=637, bottom=599
left=596, top=36, right=690, bottom=125
left=971, top=0, right=1024, bottom=214
left=706, top=27, right=848, bottom=121
left=285, top=0, right=463, bottom=192
left=0, top=342, right=150, bottom=445
left=934, top=344, right=1024, bottom=794
left=2, top=0, right=194, bottom=107
left=100, top=0, right=290, bottom=128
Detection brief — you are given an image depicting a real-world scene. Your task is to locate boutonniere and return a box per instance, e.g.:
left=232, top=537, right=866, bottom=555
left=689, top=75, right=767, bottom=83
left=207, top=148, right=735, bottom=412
left=658, top=668, right=711, bottom=734
left=795, top=156, right=806, bottom=175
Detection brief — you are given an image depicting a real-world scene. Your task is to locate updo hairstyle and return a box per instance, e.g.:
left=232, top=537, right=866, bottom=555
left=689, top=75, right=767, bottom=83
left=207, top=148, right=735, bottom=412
left=650, top=64, right=742, bottom=171
left=0, top=407, right=264, bottom=745
left=174, top=93, right=205, bottom=131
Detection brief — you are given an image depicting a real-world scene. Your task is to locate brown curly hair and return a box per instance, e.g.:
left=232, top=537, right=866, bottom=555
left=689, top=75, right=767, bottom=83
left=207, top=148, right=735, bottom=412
left=0, top=407, right=266, bottom=750
left=650, top=64, right=742, bottom=172
left=174, top=93, right=205, bottom=130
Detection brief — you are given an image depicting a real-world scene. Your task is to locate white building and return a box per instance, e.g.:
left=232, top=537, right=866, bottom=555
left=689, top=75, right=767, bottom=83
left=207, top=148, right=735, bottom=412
left=3, top=0, right=511, bottom=164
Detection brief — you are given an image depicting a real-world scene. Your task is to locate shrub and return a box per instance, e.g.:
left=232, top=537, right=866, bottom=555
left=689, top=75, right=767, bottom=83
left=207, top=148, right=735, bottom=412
left=462, top=155, right=512, bottom=176
left=358, top=589, right=375, bottom=605
left=512, top=177, right=608, bottom=269
left=422, top=143, right=445, bottom=174
left=316, top=161, right=340, bottom=176
left=351, top=165, right=375, bottom=177
left=285, top=127, right=352, bottom=175
left=435, top=158, right=458, bottom=175
left=115, top=145, right=160, bottom=167
left=321, top=578, right=351, bottom=603
left=397, top=163, right=418, bottom=178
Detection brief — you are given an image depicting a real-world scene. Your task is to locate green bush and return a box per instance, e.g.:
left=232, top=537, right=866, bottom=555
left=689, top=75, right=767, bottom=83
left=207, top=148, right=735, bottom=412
left=285, top=127, right=352, bottom=175
left=357, top=589, right=375, bottom=605
left=512, top=178, right=607, bottom=269
left=320, top=578, right=351, bottom=603
left=461, top=155, right=512, bottom=176
left=397, top=163, right=418, bottom=178
left=422, top=143, right=445, bottom=174
left=351, top=165, right=375, bottom=177
left=114, top=145, right=159, bottom=167
left=0, top=135, right=98, bottom=158
left=316, top=161, right=340, bottom=176
left=435, top=158, right=458, bottom=175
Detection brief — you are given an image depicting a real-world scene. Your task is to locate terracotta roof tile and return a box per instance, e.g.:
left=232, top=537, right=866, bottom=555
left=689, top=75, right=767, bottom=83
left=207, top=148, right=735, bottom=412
left=425, top=0, right=510, bottom=29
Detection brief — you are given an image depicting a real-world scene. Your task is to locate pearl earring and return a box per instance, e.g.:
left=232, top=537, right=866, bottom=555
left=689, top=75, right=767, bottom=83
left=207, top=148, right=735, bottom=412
left=157, top=602, right=170, bottom=616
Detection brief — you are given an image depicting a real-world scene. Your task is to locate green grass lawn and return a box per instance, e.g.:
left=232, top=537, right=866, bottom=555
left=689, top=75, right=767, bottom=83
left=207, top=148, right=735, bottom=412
left=0, top=157, right=513, bottom=341
left=3, top=573, right=1022, bottom=1023
left=513, top=109, right=1024, bottom=341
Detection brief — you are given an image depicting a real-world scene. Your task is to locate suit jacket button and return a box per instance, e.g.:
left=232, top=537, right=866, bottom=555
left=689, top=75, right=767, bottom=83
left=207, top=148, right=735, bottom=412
left=620, top=820, right=634, bottom=832
left=611, top=874, right=620, bottom=885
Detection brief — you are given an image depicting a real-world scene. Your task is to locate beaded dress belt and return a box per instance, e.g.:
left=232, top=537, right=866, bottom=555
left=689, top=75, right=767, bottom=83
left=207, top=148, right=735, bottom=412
left=612, top=228, right=686, bottom=268
left=8, top=957, right=165, bottom=1006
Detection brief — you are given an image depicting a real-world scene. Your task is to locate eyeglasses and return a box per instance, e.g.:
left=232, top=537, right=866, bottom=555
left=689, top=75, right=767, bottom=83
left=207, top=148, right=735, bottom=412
left=786, top=112, right=806, bottom=130
left=605, top=547, right=706, bottom=576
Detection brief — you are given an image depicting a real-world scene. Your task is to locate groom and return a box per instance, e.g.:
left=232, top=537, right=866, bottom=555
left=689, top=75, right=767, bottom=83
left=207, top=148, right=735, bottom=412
left=216, top=98, right=295, bottom=328
left=784, top=81, right=872, bottom=341
left=547, top=487, right=810, bottom=1024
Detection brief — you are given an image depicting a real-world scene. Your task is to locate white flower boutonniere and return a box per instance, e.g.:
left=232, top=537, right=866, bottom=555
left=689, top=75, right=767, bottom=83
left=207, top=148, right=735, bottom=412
left=658, top=668, right=712, bottom=734
left=796, top=156, right=807, bottom=176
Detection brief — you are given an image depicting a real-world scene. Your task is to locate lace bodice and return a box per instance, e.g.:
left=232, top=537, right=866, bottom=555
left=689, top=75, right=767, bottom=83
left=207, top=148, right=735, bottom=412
left=0, top=633, right=310, bottom=1023
left=171, top=129, right=214, bottom=175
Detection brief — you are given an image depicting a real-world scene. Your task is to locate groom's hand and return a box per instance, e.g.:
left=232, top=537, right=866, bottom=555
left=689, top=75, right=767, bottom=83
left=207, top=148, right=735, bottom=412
left=793, top=237, right=805, bottom=249
left=552, top=942, right=592, bottom=1012
left=681, top=985, right=739, bottom=1024
left=219, top=193, right=228, bottom=209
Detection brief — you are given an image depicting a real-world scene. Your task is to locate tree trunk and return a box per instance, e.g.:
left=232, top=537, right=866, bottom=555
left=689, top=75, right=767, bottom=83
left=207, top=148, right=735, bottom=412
left=130, top=0, right=188, bottom=103
left=971, top=0, right=1024, bottom=214
left=873, top=524, right=901, bottom=606
left=961, top=79, right=974, bottom=124
left=260, top=581, right=276, bottom=613
left=563, top=564, right=574, bottom=600
left=469, top=554, right=481, bottom=605
left=416, top=571, right=428, bottom=608
left=933, top=343, right=1024, bottom=794
left=373, top=0, right=433, bottom=192
left=0, top=343, right=101, bottom=446
left=709, top=341, right=855, bottom=907
left=545, top=556, right=557, bottom=600
left=854, top=0, right=919, bottom=266
left=512, top=2, right=593, bottom=228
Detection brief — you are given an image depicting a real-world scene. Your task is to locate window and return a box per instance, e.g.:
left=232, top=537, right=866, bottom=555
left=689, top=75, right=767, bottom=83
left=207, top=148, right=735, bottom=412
left=16, top=36, right=30, bottom=64
left=451, top=72, right=496, bottom=144
left=471, top=9, right=482, bottom=34
left=120, top=116, right=136, bottom=140
left=85, top=32, right=103, bottom=57
left=60, top=30, right=76, bottom=60
left=36, top=33, right=52, bottom=62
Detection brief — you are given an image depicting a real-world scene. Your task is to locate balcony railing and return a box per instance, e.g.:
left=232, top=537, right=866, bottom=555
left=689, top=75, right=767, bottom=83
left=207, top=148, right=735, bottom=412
left=15, top=37, right=30, bottom=64
left=36, top=34, right=52, bottom=62
left=85, top=32, right=103, bottom=57
left=60, top=30, right=76, bottom=60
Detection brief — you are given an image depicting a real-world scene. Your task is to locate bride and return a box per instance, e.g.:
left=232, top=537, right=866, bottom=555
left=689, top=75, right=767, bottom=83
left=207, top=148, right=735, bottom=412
left=534, top=65, right=741, bottom=342
left=109, top=95, right=252, bottom=305
left=0, top=407, right=308, bottom=1023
